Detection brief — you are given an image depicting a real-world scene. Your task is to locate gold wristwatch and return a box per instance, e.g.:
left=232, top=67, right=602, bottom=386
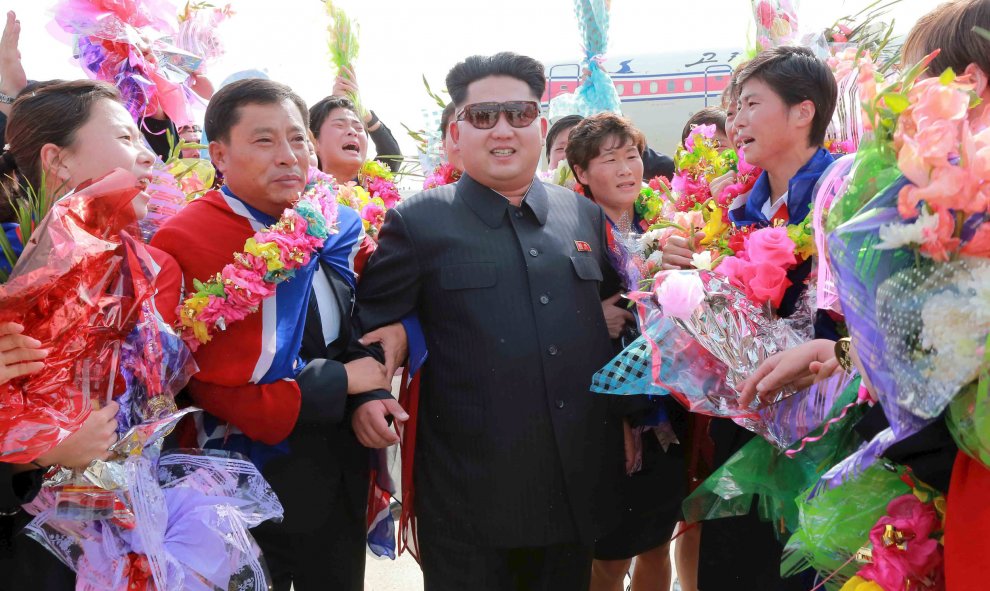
left=834, top=337, right=853, bottom=371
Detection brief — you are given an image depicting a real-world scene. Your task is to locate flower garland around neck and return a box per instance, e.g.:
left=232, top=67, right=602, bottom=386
left=177, top=178, right=340, bottom=350
left=334, top=160, right=401, bottom=239
left=424, top=161, right=462, bottom=190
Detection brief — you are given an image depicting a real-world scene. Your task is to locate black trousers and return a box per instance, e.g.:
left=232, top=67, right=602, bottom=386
left=0, top=515, right=75, bottom=591
left=419, top=528, right=593, bottom=591
left=251, top=476, right=367, bottom=591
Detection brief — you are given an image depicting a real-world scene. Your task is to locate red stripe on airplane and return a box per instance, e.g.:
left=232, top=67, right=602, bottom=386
left=542, top=74, right=730, bottom=102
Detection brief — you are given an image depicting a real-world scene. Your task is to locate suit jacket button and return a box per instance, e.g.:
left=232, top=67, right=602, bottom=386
left=529, top=248, right=539, bottom=257
left=514, top=210, right=524, bottom=218
left=547, top=345, right=559, bottom=356
left=556, top=400, right=565, bottom=409
left=539, top=294, right=550, bottom=305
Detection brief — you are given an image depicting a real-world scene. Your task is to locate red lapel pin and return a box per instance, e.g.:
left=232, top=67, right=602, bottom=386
left=574, top=240, right=591, bottom=252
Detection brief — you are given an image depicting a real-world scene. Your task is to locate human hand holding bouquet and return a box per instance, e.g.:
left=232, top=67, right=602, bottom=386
left=0, top=322, right=46, bottom=385
left=33, top=400, right=119, bottom=470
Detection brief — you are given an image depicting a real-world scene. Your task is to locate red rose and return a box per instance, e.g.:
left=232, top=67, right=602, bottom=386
left=727, top=230, right=748, bottom=256
left=745, top=262, right=792, bottom=308
left=745, top=227, right=797, bottom=269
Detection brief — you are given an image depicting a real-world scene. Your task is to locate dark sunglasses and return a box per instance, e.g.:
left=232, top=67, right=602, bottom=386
left=456, top=101, right=541, bottom=130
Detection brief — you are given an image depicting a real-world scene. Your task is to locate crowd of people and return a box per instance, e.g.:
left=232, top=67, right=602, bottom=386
left=0, top=0, right=988, bottom=590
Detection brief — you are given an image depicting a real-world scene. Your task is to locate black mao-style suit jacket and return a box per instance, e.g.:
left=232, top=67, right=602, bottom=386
left=356, top=173, right=627, bottom=548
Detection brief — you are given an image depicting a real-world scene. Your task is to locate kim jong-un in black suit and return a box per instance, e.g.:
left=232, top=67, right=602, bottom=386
left=355, top=171, right=628, bottom=589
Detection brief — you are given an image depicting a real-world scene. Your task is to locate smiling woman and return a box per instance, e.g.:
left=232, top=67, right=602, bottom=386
left=0, top=78, right=186, bottom=591
left=566, top=112, right=646, bottom=216
left=1, top=80, right=155, bottom=207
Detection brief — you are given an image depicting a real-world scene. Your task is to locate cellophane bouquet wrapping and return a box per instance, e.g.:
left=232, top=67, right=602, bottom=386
left=781, top=462, right=914, bottom=590
left=1, top=169, right=282, bottom=589
left=821, top=57, right=990, bottom=489
left=26, top=449, right=282, bottom=591
left=682, top=376, right=866, bottom=536
left=593, top=269, right=855, bottom=450
left=750, top=0, right=800, bottom=54
left=54, top=0, right=207, bottom=126
left=0, top=169, right=151, bottom=464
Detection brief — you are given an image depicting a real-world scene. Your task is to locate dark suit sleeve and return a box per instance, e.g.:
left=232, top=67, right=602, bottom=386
left=369, top=111, right=402, bottom=173
left=297, top=323, right=393, bottom=425
left=0, top=463, right=42, bottom=511
left=356, top=208, right=423, bottom=333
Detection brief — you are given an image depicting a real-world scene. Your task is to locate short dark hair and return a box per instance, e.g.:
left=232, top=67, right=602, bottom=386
left=565, top=113, right=646, bottom=200
left=309, top=95, right=360, bottom=138
left=903, top=0, right=990, bottom=78
left=546, top=115, right=584, bottom=160
left=440, top=102, right=456, bottom=139
left=736, top=46, right=837, bottom=147
left=720, top=61, right=750, bottom=111
left=205, top=78, right=309, bottom=143
left=2, top=80, right=121, bottom=198
left=681, top=107, right=727, bottom=143
left=445, top=52, right=546, bottom=107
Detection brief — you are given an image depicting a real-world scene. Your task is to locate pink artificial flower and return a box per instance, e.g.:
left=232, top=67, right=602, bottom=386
left=685, top=124, right=716, bottom=152
left=368, top=177, right=401, bottom=208
left=361, top=201, right=386, bottom=229
left=858, top=494, right=943, bottom=591
left=713, top=254, right=751, bottom=292
left=962, top=123, right=990, bottom=186
left=918, top=209, right=962, bottom=261
left=655, top=271, right=705, bottom=321
left=308, top=167, right=335, bottom=186
left=744, top=261, right=792, bottom=308
left=674, top=209, right=706, bottom=233
left=221, top=263, right=274, bottom=309
left=910, top=77, right=973, bottom=125
left=672, top=173, right=711, bottom=210
left=743, top=226, right=797, bottom=268
left=837, top=23, right=854, bottom=36
left=961, top=223, right=990, bottom=258
left=896, top=136, right=931, bottom=188
left=899, top=165, right=981, bottom=218
left=914, top=120, right=962, bottom=164
left=194, top=296, right=229, bottom=328
left=756, top=0, right=774, bottom=28
left=649, top=176, right=670, bottom=192
left=758, top=35, right=772, bottom=50
left=857, top=61, right=879, bottom=124
left=424, top=171, right=443, bottom=190
left=836, top=140, right=857, bottom=154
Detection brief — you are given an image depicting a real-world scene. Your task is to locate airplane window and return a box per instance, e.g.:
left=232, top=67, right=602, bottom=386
left=632, top=82, right=641, bottom=94
left=616, top=84, right=625, bottom=95
left=650, top=82, right=658, bottom=93
left=667, top=80, right=676, bottom=92
left=684, top=79, right=694, bottom=91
